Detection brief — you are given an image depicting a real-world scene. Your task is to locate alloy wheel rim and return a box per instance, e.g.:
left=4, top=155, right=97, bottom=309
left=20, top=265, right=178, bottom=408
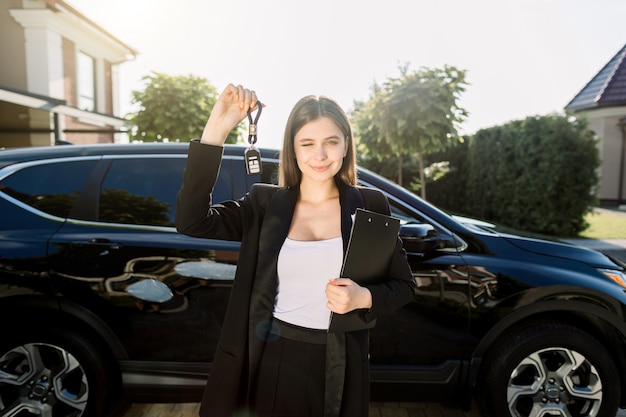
left=0, top=343, right=88, bottom=416
left=508, top=347, right=602, bottom=417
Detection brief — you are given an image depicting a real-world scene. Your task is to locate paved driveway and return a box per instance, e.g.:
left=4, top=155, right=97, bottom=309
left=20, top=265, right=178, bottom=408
left=121, top=402, right=626, bottom=417
left=121, top=402, right=481, bottom=417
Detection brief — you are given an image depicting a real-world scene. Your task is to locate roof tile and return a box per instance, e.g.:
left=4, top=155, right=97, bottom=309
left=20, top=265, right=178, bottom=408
left=565, top=44, right=626, bottom=111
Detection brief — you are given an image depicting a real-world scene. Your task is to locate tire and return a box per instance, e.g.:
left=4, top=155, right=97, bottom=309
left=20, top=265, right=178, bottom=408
left=0, top=326, right=115, bottom=417
left=477, top=321, right=620, bottom=417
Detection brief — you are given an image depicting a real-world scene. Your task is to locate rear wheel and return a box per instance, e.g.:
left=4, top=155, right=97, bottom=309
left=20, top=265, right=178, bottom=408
left=0, top=327, right=115, bottom=417
left=477, top=321, right=620, bottom=417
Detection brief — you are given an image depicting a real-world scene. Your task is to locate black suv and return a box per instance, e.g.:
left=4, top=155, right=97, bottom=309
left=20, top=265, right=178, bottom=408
left=1, top=143, right=625, bottom=417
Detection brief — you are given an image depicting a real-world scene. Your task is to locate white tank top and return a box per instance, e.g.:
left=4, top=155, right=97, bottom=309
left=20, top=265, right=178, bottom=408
left=274, top=236, right=343, bottom=330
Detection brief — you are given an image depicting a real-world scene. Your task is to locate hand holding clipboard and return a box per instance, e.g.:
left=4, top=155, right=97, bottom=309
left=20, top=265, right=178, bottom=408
left=328, top=208, right=400, bottom=333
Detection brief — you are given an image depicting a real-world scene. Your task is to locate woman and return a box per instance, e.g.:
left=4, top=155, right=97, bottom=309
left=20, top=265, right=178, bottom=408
left=176, top=84, right=415, bottom=417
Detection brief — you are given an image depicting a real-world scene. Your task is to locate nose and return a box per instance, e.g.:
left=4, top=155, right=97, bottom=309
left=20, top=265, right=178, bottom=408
left=313, top=144, right=327, bottom=160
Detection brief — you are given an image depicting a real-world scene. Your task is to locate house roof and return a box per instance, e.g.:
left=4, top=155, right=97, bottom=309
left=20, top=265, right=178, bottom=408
left=565, top=44, right=626, bottom=112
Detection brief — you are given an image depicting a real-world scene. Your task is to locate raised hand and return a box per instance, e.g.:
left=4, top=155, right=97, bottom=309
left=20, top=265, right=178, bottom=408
left=200, top=84, right=260, bottom=145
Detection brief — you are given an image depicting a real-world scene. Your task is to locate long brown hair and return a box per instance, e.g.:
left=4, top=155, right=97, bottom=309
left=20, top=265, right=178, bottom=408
left=279, top=95, right=357, bottom=189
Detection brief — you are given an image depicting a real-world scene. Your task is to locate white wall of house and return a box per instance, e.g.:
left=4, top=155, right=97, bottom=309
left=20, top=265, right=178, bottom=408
left=3, top=0, right=136, bottom=146
left=10, top=3, right=130, bottom=113
left=579, top=106, right=626, bottom=204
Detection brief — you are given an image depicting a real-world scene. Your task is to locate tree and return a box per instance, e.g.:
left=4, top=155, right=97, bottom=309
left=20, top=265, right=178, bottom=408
left=352, top=92, right=395, bottom=176
left=127, top=72, right=242, bottom=143
left=353, top=65, right=468, bottom=199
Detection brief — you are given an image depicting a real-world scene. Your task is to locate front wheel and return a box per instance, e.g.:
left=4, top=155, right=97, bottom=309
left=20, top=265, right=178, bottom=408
left=477, top=321, right=620, bottom=417
left=0, top=327, right=116, bottom=417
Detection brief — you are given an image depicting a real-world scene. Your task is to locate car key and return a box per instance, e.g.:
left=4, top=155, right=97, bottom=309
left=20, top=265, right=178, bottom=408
left=245, top=146, right=261, bottom=175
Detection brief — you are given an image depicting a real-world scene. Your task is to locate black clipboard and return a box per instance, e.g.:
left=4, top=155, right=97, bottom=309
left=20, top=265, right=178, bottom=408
left=328, top=208, right=401, bottom=333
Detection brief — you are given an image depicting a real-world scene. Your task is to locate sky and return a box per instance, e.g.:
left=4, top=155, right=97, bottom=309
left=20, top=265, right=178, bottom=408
left=69, top=0, right=626, bottom=148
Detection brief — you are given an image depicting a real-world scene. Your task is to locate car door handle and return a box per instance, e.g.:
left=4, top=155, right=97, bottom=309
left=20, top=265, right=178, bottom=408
left=70, top=238, right=122, bottom=255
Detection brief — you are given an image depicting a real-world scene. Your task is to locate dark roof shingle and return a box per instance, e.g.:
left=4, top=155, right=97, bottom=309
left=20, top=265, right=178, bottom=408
left=565, top=44, right=626, bottom=111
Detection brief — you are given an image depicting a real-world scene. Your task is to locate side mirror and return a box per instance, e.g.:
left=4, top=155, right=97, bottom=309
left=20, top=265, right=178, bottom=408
left=399, top=224, right=442, bottom=253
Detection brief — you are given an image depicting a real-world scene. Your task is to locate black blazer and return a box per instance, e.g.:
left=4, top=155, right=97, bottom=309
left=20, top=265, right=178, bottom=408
left=176, top=141, right=415, bottom=417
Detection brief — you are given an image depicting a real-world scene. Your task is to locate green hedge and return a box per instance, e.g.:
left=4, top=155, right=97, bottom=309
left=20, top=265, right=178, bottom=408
left=428, top=114, right=600, bottom=236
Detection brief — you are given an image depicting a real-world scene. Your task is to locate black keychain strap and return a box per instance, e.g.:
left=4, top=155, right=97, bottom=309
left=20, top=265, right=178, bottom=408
left=247, top=100, right=262, bottom=146
left=244, top=100, right=263, bottom=176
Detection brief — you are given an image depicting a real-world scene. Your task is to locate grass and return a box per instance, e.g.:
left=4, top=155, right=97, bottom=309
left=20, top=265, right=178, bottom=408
left=579, top=209, right=626, bottom=239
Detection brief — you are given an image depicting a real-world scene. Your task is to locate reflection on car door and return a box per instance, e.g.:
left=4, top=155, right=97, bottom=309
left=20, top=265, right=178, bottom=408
left=47, top=156, right=239, bottom=363
left=368, top=203, right=471, bottom=400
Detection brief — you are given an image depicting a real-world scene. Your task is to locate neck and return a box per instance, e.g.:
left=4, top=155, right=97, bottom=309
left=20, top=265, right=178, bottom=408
left=298, top=178, right=339, bottom=204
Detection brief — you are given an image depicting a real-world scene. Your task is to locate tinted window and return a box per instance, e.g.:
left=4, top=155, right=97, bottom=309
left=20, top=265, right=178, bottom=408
left=0, top=160, right=97, bottom=218
left=98, top=157, right=233, bottom=227
left=261, top=160, right=279, bottom=185
left=99, top=158, right=184, bottom=226
left=389, top=201, right=426, bottom=225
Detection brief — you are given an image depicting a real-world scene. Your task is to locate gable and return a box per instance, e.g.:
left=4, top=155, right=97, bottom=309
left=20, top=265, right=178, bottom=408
left=565, top=44, right=626, bottom=111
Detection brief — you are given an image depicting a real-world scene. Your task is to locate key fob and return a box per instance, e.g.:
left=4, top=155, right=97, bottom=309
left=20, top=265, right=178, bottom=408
left=245, top=147, right=262, bottom=175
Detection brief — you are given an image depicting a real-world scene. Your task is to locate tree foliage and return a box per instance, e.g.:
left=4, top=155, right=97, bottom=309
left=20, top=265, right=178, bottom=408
left=127, top=72, right=241, bottom=143
left=353, top=64, right=468, bottom=199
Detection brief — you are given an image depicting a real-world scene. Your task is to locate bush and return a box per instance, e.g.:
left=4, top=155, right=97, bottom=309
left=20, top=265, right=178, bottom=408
left=424, top=141, right=469, bottom=213
left=462, top=114, right=599, bottom=236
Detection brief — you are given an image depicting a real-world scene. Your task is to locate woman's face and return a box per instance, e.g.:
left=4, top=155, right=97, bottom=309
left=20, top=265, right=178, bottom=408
left=293, top=117, right=347, bottom=184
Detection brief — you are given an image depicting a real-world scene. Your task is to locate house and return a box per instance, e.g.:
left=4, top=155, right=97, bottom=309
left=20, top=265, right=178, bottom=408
left=0, top=0, right=137, bottom=148
left=565, top=44, right=626, bottom=208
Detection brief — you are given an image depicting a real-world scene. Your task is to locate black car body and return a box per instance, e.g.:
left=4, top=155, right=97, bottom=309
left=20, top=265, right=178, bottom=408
left=1, top=143, right=625, bottom=417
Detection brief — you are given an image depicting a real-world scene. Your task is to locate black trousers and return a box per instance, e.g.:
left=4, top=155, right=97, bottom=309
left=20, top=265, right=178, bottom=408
left=252, top=319, right=327, bottom=417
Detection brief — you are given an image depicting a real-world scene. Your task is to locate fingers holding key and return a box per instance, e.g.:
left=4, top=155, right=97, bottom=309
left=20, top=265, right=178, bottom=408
left=232, top=84, right=259, bottom=111
left=201, top=83, right=261, bottom=145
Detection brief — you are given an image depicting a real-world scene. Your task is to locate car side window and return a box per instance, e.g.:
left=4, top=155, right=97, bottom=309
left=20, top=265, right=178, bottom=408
left=0, top=160, right=97, bottom=218
left=389, top=201, right=427, bottom=225
left=261, top=160, right=279, bottom=185
left=98, top=157, right=232, bottom=227
left=226, top=158, right=279, bottom=199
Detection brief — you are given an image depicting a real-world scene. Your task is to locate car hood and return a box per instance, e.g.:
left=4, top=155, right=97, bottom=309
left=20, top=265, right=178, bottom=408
left=451, top=214, right=621, bottom=269
left=501, top=233, right=619, bottom=269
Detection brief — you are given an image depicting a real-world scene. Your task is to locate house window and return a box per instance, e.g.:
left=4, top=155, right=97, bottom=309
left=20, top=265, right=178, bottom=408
left=78, top=51, right=96, bottom=111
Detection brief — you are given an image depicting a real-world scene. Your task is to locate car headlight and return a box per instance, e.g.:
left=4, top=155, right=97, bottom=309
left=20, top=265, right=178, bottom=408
left=599, top=268, right=626, bottom=289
